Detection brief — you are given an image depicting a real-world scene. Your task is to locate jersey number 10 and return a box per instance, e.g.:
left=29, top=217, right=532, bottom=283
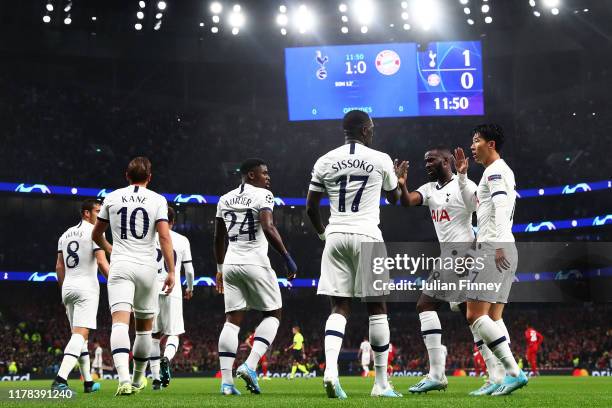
left=117, top=207, right=150, bottom=240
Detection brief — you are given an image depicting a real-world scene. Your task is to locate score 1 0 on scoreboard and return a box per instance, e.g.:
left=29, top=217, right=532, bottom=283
left=284, top=41, right=483, bottom=121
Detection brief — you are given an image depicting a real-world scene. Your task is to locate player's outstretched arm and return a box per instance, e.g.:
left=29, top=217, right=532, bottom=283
left=184, top=262, right=194, bottom=300
left=55, top=252, right=65, bottom=289
left=91, top=221, right=112, bottom=255
left=260, top=209, right=298, bottom=280
left=394, top=160, right=422, bottom=207
left=95, top=250, right=110, bottom=279
left=454, top=147, right=478, bottom=212
left=213, top=217, right=227, bottom=294
left=306, top=190, right=326, bottom=239
left=156, top=220, right=175, bottom=294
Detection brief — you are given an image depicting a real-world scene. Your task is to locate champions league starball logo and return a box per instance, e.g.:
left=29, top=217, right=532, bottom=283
left=315, top=50, right=329, bottom=80
left=375, top=50, right=401, bottom=76
left=173, top=194, right=207, bottom=204
left=524, top=222, right=556, bottom=232
left=14, top=184, right=51, bottom=194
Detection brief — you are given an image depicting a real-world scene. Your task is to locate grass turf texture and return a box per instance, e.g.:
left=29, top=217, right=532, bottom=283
left=0, top=377, right=610, bottom=407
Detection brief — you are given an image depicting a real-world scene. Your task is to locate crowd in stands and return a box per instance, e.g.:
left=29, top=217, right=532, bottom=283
left=0, top=284, right=609, bottom=377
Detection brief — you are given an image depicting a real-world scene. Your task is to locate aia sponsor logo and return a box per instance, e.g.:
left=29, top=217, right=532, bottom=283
left=431, top=209, right=451, bottom=222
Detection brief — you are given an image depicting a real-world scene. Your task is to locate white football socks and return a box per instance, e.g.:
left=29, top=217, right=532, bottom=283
left=132, top=330, right=152, bottom=386
left=369, top=314, right=390, bottom=389
left=246, top=317, right=279, bottom=371
left=218, top=322, right=240, bottom=385
left=164, top=335, right=179, bottom=361
left=110, top=323, right=131, bottom=384
left=323, top=313, right=346, bottom=380
left=78, top=341, right=93, bottom=382
left=57, top=333, right=86, bottom=381
left=419, top=311, right=446, bottom=381
left=150, top=338, right=161, bottom=381
left=471, top=324, right=504, bottom=384
left=472, top=315, right=519, bottom=377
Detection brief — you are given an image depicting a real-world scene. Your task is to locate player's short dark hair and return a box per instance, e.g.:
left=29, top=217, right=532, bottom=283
left=342, top=110, right=371, bottom=135
left=472, top=124, right=505, bottom=152
left=81, top=199, right=100, bottom=215
left=126, top=156, right=152, bottom=183
left=168, top=206, right=176, bottom=224
left=240, top=158, right=266, bottom=175
left=428, top=146, right=453, bottom=159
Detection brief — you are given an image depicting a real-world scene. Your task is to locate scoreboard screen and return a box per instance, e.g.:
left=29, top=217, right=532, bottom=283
left=284, top=41, right=483, bottom=121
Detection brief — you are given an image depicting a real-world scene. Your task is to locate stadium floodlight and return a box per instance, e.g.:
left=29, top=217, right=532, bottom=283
left=467, top=18, right=474, bottom=25
left=64, top=2, right=72, bottom=13
left=529, top=0, right=536, bottom=7
left=360, top=25, right=368, bottom=33
left=551, top=7, right=559, bottom=15
left=135, top=22, right=143, bottom=30
left=228, top=10, right=245, bottom=28
left=294, top=4, right=315, bottom=34
left=92, top=16, right=97, bottom=21
left=276, top=13, right=288, bottom=26
left=464, top=7, right=470, bottom=14
left=459, top=0, right=468, bottom=4
left=280, top=27, right=287, bottom=35
left=157, top=1, right=167, bottom=11
left=43, top=15, right=51, bottom=23
left=339, top=4, right=348, bottom=13
left=231, top=27, right=239, bottom=35
left=64, top=15, right=71, bottom=25
left=353, top=0, right=374, bottom=26
left=211, top=26, right=219, bottom=33
left=401, top=11, right=408, bottom=20
left=139, top=1, right=146, bottom=8
left=534, top=10, right=541, bottom=17
left=212, top=15, right=220, bottom=23
left=233, top=4, right=241, bottom=12
left=137, top=11, right=144, bottom=19
left=481, top=4, right=489, bottom=13
left=279, top=5, right=287, bottom=13
left=155, top=12, right=162, bottom=19
left=199, top=21, right=204, bottom=26
left=341, top=26, right=348, bottom=33
left=403, top=23, right=410, bottom=30
left=341, top=15, right=348, bottom=22
left=154, top=20, right=162, bottom=30
left=412, top=0, right=439, bottom=31
left=46, top=3, right=54, bottom=12
left=401, top=1, right=408, bottom=9
left=542, top=0, right=559, bottom=8
left=210, top=2, right=222, bottom=14
left=484, top=15, right=492, bottom=23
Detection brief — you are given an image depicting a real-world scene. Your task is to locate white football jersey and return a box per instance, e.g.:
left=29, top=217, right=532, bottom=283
left=216, top=183, right=275, bottom=268
left=309, top=142, right=398, bottom=241
left=416, top=176, right=476, bottom=243
left=359, top=340, right=372, bottom=360
left=99, top=185, right=168, bottom=267
left=57, top=220, right=101, bottom=294
left=476, top=159, right=516, bottom=243
left=93, top=346, right=103, bottom=366
left=155, top=230, right=192, bottom=299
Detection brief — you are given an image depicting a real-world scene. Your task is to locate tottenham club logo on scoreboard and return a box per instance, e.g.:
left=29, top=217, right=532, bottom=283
left=375, top=50, right=401, bottom=76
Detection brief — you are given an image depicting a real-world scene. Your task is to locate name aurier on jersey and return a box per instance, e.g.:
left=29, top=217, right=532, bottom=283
left=331, top=158, right=374, bottom=173
left=224, top=196, right=253, bottom=207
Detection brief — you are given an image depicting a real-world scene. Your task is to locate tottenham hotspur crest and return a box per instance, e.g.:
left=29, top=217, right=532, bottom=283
left=315, top=50, right=329, bottom=80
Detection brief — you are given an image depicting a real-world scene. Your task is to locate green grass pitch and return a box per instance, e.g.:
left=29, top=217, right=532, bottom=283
left=1, top=376, right=610, bottom=407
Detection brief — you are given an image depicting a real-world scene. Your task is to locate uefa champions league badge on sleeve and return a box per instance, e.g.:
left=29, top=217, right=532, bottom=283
left=315, top=50, right=328, bottom=80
